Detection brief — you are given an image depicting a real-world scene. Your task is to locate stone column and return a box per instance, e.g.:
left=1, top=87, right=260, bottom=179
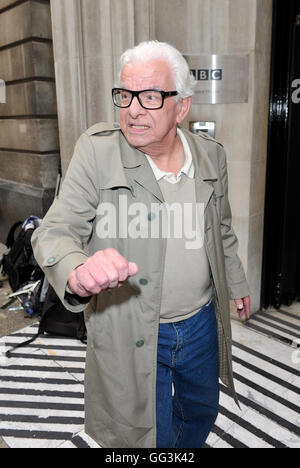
left=0, top=0, right=59, bottom=242
left=50, top=0, right=155, bottom=174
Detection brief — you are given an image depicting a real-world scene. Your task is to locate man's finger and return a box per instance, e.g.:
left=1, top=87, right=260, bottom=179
left=235, top=296, right=251, bottom=320
left=128, top=262, right=138, bottom=276
left=244, top=296, right=251, bottom=319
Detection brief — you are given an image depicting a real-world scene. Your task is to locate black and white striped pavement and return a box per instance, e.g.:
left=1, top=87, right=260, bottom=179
left=0, top=326, right=99, bottom=448
left=0, top=309, right=299, bottom=448
left=244, top=307, right=300, bottom=350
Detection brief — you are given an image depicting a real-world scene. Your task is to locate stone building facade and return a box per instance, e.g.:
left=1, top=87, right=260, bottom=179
left=0, top=0, right=59, bottom=241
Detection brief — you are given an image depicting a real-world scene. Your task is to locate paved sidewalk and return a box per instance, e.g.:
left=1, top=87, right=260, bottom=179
left=0, top=306, right=299, bottom=448
left=0, top=238, right=299, bottom=448
left=0, top=243, right=37, bottom=449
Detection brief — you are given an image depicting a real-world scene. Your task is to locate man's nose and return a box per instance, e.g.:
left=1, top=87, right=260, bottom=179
left=128, top=96, right=146, bottom=117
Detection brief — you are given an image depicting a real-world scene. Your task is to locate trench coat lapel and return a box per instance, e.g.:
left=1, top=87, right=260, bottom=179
left=99, top=131, right=132, bottom=191
left=120, top=132, right=164, bottom=202
left=180, top=128, right=218, bottom=210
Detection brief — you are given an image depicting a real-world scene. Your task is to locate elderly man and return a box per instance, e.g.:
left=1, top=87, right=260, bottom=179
left=32, top=40, right=250, bottom=449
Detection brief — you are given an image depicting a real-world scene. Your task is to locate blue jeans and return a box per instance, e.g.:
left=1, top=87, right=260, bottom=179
left=156, top=299, right=219, bottom=448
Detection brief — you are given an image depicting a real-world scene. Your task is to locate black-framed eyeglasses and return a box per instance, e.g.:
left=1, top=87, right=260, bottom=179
left=112, top=88, right=178, bottom=110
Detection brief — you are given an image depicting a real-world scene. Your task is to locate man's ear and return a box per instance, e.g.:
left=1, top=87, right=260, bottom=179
left=176, top=96, right=192, bottom=124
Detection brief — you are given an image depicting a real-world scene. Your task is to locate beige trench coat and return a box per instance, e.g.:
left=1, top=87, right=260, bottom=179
left=32, top=123, right=250, bottom=448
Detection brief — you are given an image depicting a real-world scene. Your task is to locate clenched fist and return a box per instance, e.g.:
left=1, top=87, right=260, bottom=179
left=67, top=248, right=138, bottom=297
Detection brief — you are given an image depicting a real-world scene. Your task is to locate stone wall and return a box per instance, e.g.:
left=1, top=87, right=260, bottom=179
left=50, top=0, right=155, bottom=175
left=0, top=0, right=59, bottom=242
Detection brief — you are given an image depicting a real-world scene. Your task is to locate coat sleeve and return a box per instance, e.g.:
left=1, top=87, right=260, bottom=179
left=31, top=132, right=99, bottom=312
left=217, top=144, right=250, bottom=300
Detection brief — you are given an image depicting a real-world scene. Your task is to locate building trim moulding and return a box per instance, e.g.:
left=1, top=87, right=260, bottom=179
left=5, top=77, right=55, bottom=85
left=0, top=0, right=49, bottom=16
left=0, top=178, right=50, bottom=196
left=0, top=37, right=52, bottom=53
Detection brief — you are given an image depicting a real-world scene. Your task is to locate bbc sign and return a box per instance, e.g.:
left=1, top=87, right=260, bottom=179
left=191, top=69, right=223, bottom=81
left=185, top=54, right=249, bottom=104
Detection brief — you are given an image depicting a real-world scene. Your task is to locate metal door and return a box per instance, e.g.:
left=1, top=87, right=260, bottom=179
left=261, top=0, right=300, bottom=308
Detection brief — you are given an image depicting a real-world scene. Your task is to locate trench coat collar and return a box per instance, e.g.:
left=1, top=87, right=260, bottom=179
left=180, top=128, right=218, bottom=209
left=180, top=128, right=218, bottom=182
left=119, top=127, right=218, bottom=204
left=120, top=131, right=164, bottom=202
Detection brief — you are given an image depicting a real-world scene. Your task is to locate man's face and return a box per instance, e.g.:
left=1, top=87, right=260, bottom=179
left=119, top=60, right=186, bottom=155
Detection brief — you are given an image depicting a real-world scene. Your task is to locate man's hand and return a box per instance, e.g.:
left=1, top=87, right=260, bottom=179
left=234, top=296, right=250, bottom=320
left=67, top=248, right=138, bottom=297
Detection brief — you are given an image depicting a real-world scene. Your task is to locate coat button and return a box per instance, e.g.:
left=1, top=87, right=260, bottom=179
left=148, top=212, right=155, bottom=221
left=139, top=278, right=148, bottom=286
left=47, top=256, right=56, bottom=264
left=136, top=340, right=144, bottom=348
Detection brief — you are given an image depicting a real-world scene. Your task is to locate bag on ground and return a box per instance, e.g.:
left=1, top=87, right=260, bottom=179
left=1, top=217, right=44, bottom=292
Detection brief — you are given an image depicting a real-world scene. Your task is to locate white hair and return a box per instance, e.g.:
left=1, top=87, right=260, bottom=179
left=118, top=40, right=196, bottom=99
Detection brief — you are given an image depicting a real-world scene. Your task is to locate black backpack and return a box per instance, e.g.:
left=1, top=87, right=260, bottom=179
left=1, top=218, right=44, bottom=293
left=1, top=214, right=87, bottom=357
left=6, top=282, right=87, bottom=357
left=39, top=282, right=87, bottom=342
